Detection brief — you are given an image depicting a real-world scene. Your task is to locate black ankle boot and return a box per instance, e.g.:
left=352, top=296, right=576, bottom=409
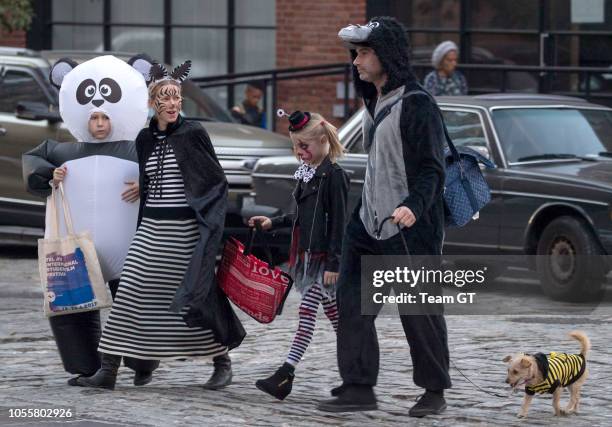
left=317, top=384, right=378, bottom=412
left=255, top=363, right=295, bottom=401
left=76, top=354, right=121, bottom=390
left=331, top=383, right=347, bottom=396
left=67, top=374, right=94, bottom=387
left=202, top=353, right=232, bottom=390
left=133, top=371, right=153, bottom=386
left=408, top=389, right=447, bottom=417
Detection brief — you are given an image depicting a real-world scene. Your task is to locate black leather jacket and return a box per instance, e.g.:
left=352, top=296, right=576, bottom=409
left=270, top=156, right=350, bottom=272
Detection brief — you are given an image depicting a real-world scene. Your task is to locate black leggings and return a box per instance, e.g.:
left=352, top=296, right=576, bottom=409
left=50, top=279, right=159, bottom=375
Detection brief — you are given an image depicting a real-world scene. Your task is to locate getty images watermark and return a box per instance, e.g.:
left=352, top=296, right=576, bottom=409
left=360, top=255, right=611, bottom=316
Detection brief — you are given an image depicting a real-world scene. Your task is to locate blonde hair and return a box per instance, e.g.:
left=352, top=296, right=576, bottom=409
left=289, top=113, right=344, bottom=162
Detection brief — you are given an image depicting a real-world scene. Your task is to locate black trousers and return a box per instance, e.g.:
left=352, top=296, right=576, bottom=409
left=49, top=279, right=159, bottom=375
left=336, top=208, right=452, bottom=390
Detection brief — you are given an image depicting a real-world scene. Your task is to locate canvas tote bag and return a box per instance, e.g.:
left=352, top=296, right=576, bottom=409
left=38, top=183, right=111, bottom=317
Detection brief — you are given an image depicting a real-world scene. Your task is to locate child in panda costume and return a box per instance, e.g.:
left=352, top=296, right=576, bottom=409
left=22, top=55, right=160, bottom=386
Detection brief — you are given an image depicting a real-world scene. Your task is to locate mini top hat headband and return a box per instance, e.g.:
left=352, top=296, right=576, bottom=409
left=148, top=60, right=192, bottom=88
left=277, top=108, right=311, bottom=132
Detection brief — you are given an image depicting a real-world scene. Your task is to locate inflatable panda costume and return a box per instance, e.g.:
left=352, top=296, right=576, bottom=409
left=22, top=55, right=160, bottom=386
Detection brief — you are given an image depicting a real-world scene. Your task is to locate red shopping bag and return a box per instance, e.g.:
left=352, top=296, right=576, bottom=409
left=217, top=224, right=293, bottom=324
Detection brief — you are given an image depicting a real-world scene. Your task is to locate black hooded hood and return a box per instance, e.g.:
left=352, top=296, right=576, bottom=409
left=341, top=16, right=417, bottom=101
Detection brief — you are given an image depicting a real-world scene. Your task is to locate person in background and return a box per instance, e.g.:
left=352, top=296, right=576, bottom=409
left=423, top=40, right=468, bottom=96
left=231, top=81, right=267, bottom=128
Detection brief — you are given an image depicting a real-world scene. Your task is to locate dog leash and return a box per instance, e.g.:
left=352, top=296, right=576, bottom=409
left=376, top=216, right=509, bottom=400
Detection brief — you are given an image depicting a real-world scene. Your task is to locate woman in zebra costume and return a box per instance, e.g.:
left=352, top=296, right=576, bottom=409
left=78, top=56, right=245, bottom=390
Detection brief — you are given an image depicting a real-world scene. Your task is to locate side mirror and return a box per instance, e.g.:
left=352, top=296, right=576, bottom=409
left=16, top=101, right=62, bottom=124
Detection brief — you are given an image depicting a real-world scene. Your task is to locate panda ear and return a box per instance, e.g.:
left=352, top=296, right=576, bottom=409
left=49, top=58, right=78, bottom=89
left=128, top=53, right=156, bottom=85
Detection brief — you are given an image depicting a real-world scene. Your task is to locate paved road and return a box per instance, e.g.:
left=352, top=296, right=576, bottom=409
left=1, top=247, right=611, bottom=426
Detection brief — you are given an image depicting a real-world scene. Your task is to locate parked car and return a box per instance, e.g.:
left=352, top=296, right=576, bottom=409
left=244, top=94, right=612, bottom=301
left=0, top=47, right=292, bottom=245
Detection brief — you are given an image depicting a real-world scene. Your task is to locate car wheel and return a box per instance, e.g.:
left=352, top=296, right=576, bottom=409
left=536, top=216, right=605, bottom=301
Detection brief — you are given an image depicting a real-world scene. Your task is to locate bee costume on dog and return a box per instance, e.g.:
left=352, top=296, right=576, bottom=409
left=526, top=352, right=587, bottom=395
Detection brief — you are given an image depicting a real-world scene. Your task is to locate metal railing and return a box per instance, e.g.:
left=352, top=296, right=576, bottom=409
left=191, top=63, right=354, bottom=131
left=191, top=63, right=612, bottom=130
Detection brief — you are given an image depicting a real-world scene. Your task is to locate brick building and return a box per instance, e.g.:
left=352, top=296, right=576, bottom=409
left=275, top=0, right=365, bottom=131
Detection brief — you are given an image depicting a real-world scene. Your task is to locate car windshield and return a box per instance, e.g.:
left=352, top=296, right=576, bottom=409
left=178, top=81, right=235, bottom=123
left=492, top=108, right=612, bottom=163
left=39, top=67, right=59, bottom=104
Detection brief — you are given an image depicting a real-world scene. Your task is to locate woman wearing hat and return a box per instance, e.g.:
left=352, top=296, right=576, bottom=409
left=423, top=41, right=468, bottom=96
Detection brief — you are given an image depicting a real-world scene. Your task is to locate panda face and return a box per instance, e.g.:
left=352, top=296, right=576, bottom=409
left=76, top=78, right=123, bottom=106
left=54, top=55, right=148, bottom=142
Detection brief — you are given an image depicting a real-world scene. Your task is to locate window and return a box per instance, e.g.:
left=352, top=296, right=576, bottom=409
left=181, top=81, right=234, bottom=122
left=469, top=0, right=539, bottom=30
left=0, top=70, right=50, bottom=113
left=339, top=109, right=365, bottom=154
left=442, top=109, right=489, bottom=156
left=492, top=108, right=612, bottom=163
left=369, top=0, right=612, bottom=105
left=348, top=136, right=365, bottom=154
left=49, top=0, right=277, bottom=116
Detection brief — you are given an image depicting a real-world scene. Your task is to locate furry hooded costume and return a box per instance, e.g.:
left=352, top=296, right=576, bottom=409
left=319, top=19, right=451, bottom=407
left=338, top=16, right=446, bottom=246
left=340, top=17, right=418, bottom=103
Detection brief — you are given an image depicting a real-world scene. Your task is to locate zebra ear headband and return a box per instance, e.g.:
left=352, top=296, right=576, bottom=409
left=148, top=60, right=192, bottom=88
left=277, top=108, right=311, bottom=132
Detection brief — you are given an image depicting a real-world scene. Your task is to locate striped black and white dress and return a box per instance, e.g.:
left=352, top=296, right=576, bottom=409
left=98, top=133, right=227, bottom=360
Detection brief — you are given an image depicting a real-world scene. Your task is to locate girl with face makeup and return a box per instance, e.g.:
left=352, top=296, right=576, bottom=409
left=248, top=110, right=350, bottom=400
left=78, top=60, right=245, bottom=391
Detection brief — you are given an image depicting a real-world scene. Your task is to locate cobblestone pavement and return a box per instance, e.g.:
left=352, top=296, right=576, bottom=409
left=1, top=247, right=611, bottom=427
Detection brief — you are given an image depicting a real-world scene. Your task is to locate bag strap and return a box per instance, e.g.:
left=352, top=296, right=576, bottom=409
left=367, top=88, right=460, bottom=165
left=396, top=89, right=481, bottom=212
left=367, top=91, right=416, bottom=148
left=413, top=90, right=483, bottom=213
left=244, top=221, right=276, bottom=268
left=48, top=183, right=76, bottom=238
left=407, top=87, right=461, bottom=164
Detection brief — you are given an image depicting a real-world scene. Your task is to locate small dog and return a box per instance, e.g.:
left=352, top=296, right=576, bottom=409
left=503, top=331, right=590, bottom=418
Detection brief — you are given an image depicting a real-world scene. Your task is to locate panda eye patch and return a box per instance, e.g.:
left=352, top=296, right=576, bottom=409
left=76, top=79, right=97, bottom=105
left=98, top=78, right=122, bottom=103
